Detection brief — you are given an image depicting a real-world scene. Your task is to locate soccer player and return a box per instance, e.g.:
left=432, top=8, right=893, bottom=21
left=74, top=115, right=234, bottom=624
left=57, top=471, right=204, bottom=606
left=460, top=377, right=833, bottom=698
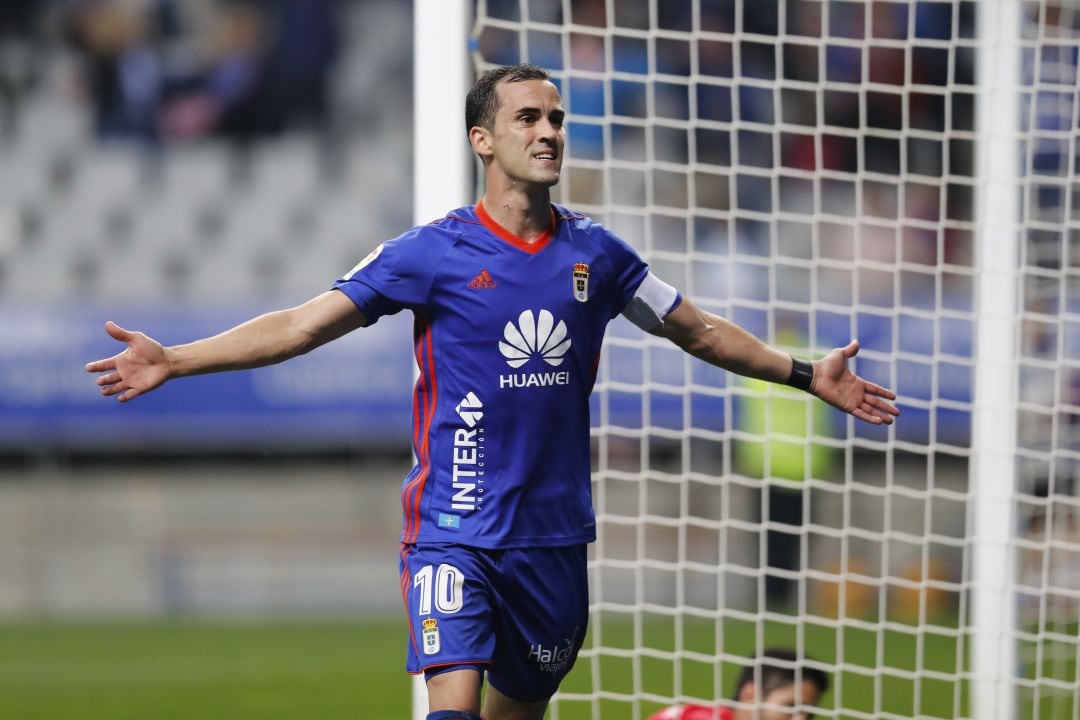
left=648, top=648, right=830, bottom=720
left=85, top=64, right=898, bottom=720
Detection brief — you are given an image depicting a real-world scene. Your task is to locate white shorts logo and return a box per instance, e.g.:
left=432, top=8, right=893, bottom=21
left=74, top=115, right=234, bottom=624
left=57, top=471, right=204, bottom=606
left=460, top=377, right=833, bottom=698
left=422, top=618, right=441, bottom=655
left=499, top=309, right=571, bottom=368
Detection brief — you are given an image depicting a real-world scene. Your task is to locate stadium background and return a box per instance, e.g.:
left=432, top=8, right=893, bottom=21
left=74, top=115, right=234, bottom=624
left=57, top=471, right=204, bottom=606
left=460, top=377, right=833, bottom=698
left=1, top=1, right=419, bottom=717
left=0, top=1, right=1076, bottom=719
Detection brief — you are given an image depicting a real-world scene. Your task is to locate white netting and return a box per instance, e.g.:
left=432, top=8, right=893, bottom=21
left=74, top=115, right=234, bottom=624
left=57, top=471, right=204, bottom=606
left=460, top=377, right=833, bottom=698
left=468, top=1, right=1079, bottom=718
left=1014, top=2, right=1080, bottom=719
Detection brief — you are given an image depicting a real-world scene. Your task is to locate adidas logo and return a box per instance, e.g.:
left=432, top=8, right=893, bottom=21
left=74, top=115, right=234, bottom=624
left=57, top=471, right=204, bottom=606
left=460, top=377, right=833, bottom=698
left=499, top=309, right=571, bottom=368
left=455, top=391, right=483, bottom=427
left=468, top=269, right=497, bottom=289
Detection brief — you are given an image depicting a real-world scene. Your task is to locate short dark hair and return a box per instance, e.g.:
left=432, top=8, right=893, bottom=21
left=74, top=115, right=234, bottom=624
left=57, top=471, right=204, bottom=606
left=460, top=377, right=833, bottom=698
left=732, top=648, right=829, bottom=702
left=465, top=63, right=552, bottom=133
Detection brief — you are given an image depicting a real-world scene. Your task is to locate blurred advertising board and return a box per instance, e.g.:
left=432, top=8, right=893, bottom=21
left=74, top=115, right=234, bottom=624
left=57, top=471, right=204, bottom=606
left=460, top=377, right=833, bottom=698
left=0, top=305, right=415, bottom=453
left=0, top=304, right=970, bottom=453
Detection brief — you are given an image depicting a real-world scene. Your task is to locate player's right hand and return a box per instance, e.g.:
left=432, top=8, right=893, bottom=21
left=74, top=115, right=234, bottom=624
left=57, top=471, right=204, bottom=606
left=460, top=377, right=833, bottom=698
left=84, top=321, right=171, bottom=402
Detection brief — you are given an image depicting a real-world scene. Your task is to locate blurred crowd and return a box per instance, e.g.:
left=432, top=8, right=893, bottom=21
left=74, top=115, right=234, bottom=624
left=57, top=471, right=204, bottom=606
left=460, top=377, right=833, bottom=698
left=480, top=0, right=974, bottom=163
left=1, top=0, right=342, bottom=145
left=477, top=0, right=979, bottom=269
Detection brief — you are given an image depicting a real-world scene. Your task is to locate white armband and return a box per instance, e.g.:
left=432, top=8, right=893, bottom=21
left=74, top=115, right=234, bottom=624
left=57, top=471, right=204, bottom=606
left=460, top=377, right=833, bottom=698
left=622, top=271, right=680, bottom=331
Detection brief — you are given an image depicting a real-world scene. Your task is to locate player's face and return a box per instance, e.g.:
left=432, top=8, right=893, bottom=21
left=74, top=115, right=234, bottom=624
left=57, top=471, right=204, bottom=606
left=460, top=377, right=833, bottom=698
left=486, top=78, right=566, bottom=188
left=754, top=681, right=822, bottom=720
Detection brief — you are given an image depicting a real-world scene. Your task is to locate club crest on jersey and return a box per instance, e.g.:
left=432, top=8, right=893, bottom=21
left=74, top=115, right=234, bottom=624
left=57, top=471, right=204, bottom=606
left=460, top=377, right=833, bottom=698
left=422, top=618, right=441, bottom=655
left=572, top=263, right=589, bottom=302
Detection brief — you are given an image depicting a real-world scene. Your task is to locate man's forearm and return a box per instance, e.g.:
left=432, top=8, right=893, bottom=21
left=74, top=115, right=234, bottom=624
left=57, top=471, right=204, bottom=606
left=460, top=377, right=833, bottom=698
left=164, top=307, right=319, bottom=378
left=658, top=299, right=795, bottom=384
left=686, top=312, right=795, bottom=384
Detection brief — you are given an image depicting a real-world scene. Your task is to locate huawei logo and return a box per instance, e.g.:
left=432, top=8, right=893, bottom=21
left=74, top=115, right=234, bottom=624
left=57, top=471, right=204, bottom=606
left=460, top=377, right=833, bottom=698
left=499, top=309, right=571, bottom=368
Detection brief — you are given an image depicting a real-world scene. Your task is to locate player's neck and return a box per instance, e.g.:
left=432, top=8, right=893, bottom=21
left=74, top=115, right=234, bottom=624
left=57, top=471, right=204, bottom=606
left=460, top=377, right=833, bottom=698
left=480, top=186, right=553, bottom=244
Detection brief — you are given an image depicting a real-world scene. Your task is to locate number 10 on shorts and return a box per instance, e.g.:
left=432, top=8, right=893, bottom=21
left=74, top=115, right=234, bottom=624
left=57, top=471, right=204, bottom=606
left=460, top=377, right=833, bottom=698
left=413, top=563, right=464, bottom=656
left=413, top=563, right=465, bottom=614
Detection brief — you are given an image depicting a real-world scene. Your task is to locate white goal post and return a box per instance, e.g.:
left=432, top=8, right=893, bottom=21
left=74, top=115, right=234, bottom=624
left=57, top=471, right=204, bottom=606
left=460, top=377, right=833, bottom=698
left=413, top=1, right=472, bottom=716
left=971, top=2, right=1020, bottom=717
left=415, top=2, right=1080, bottom=719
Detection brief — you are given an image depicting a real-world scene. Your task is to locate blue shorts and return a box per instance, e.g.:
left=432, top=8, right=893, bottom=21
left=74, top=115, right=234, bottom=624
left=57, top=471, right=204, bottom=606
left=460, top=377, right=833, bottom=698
left=399, top=542, right=589, bottom=702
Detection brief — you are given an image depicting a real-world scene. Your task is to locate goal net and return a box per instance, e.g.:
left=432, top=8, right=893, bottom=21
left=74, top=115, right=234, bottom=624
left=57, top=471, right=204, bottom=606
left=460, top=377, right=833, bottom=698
left=463, top=1, right=1079, bottom=719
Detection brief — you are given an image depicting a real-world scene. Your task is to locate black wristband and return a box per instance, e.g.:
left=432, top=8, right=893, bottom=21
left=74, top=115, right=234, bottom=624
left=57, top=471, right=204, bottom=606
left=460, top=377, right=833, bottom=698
left=786, top=356, right=814, bottom=391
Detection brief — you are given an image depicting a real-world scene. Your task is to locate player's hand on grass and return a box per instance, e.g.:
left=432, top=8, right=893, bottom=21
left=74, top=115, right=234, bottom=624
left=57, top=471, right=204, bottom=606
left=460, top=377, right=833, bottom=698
left=810, top=340, right=899, bottom=425
left=85, top=321, right=171, bottom=402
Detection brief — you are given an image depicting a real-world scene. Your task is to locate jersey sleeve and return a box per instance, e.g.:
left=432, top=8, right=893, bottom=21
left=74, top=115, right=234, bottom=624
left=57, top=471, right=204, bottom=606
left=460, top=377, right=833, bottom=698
left=332, top=226, right=449, bottom=324
left=596, top=226, right=651, bottom=317
left=595, top=226, right=682, bottom=329
left=622, top=271, right=682, bottom=331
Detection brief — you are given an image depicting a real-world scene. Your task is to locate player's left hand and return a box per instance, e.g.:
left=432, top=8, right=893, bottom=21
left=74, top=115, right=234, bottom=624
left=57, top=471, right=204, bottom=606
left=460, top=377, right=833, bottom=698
left=810, top=340, right=899, bottom=425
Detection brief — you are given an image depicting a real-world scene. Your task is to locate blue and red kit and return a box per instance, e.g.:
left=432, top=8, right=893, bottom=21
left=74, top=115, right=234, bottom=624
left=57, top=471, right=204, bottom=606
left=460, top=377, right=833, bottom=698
left=333, top=201, right=680, bottom=694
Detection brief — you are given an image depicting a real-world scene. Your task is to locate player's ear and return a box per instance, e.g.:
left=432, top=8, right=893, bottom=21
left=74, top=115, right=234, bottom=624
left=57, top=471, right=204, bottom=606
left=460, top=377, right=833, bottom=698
left=469, top=125, right=493, bottom=158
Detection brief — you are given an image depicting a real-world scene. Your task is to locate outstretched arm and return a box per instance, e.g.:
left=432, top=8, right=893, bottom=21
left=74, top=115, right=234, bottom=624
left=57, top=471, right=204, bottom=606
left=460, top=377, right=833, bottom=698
left=650, top=297, right=899, bottom=425
left=85, top=290, right=366, bottom=402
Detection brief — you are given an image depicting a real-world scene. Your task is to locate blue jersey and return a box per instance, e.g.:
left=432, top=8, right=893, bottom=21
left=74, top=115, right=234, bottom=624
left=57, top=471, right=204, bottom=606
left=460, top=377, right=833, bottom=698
left=334, top=202, right=669, bottom=548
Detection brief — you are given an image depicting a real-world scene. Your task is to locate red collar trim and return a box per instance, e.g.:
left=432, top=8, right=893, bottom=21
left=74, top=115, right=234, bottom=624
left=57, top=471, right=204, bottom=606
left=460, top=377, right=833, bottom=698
left=475, top=200, right=556, bottom=255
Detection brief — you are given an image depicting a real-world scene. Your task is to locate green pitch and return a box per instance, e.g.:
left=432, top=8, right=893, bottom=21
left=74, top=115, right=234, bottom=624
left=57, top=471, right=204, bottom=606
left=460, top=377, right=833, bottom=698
left=0, top=615, right=1071, bottom=719
left=0, top=618, right=411, bottom=720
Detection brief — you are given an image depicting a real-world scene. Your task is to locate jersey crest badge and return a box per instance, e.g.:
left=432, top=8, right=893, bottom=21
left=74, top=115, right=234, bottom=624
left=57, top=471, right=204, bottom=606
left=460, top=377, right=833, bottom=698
left=422, top=618, right=441, bottom=655
left=572, top=263, right=590, bottom=302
